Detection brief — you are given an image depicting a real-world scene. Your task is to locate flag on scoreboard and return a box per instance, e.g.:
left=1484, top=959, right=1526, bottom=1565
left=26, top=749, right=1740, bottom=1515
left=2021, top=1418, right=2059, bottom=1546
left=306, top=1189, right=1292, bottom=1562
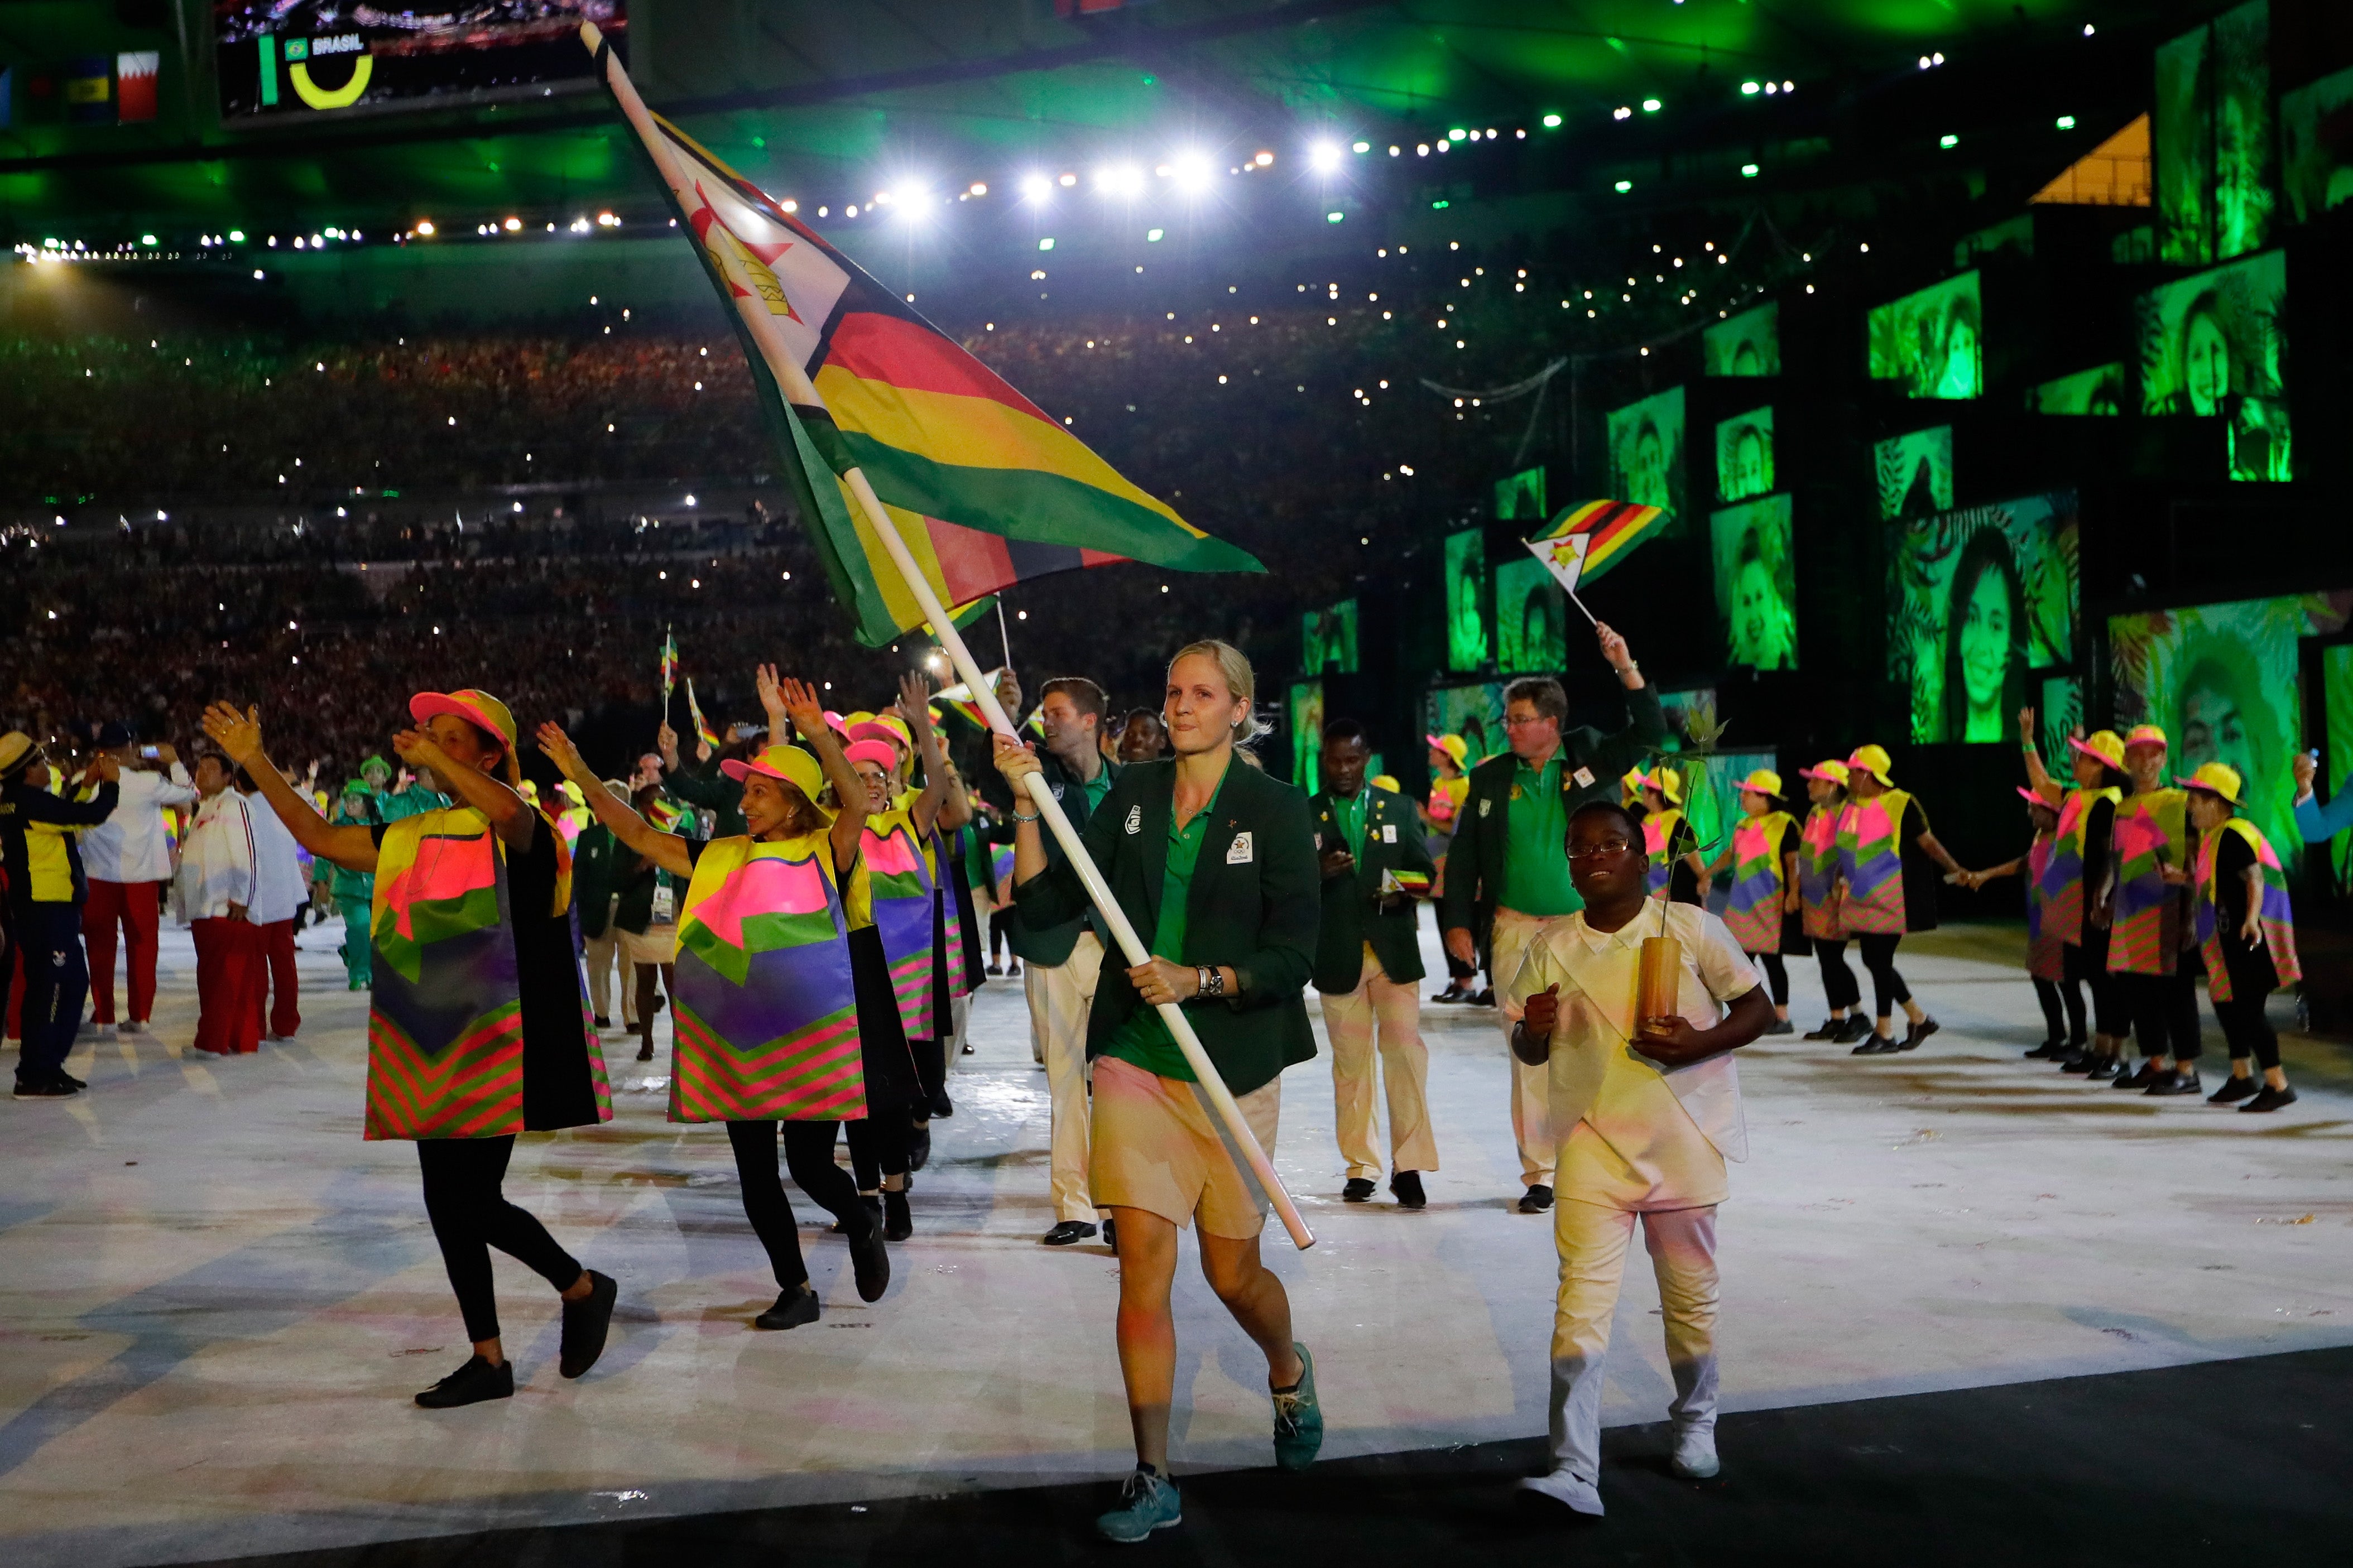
left=116, top=52, right=159, bottom=123
left=1531, top=499, right=1670, bottom=585
left=584, top=28, right=1262, bottom=648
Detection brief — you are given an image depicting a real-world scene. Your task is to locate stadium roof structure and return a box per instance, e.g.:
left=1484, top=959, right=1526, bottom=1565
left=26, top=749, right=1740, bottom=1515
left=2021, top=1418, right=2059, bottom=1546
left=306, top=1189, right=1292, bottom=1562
left=0, top=0, right=2207, bottom=245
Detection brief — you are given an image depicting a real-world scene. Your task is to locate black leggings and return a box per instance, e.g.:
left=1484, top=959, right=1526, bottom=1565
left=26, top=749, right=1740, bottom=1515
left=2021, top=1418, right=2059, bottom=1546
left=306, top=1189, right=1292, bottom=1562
left=1812, top=937, right=1862, bottom=1011
left=724, top=1119, right=873, bottom=1290
left=2034, top=977, right=2087, bottom=1045
left=2063, top=939, right=2128, bottom=1038
left=2119, top=970, right=2203, bottom=1061
left=2214, top=990, right=2280, bottom=1069
left=416, top=1137, right=583, bottom=1344
left=1856, top=933, right=1910, bottom=1016
left=1748, top=951, right=1788, bottom=1006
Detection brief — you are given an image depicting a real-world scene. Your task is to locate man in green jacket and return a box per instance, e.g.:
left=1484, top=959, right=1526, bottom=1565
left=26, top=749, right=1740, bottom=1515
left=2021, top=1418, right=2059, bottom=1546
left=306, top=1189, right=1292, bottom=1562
left=985, top=675, right=1122, bottom=1245
left=1312, top=719, right=1440, bottom=1209
left=1437, top=622, right=1664, bottom=1214
left=571, top=789, right=636, bottom=1031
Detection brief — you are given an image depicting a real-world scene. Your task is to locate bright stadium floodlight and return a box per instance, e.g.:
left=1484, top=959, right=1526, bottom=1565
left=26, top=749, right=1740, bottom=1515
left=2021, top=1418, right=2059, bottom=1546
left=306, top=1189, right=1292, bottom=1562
left=1097, top=163, right=1145, bottom=196
left=1021, top=173, right=1053, bottom=202
left=1309, top=141, right=1344, bottom=173
left=1170, top=151, right=1215, bottom=192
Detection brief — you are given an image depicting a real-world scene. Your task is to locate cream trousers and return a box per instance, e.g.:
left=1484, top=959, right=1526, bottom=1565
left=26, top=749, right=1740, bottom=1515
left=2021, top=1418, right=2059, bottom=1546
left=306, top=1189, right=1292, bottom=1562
left=1548, top=1196, right=1720, bottom=1480
left=1024, top=932, right=1105, bottom=1224
left=1494, top=906, right=1572, bottom=1184
left=1322, top=949, right=1439, bottom=1179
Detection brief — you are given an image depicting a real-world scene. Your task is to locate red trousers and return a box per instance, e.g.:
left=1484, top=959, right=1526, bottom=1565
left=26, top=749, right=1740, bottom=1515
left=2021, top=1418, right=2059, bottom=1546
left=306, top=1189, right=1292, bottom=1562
left=192, top=917, right=263, bottom=1055
left=249, top=918, right=301, bottom=1040
left=83, top=879, right=162, bottom=1026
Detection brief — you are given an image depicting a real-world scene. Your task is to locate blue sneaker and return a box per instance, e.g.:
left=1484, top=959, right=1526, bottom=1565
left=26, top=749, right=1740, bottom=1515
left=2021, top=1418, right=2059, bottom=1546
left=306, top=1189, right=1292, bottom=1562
left=1271, top=1342, right=1323, bottom=1471
left=1096, top=1464, right=1183, bottom=1543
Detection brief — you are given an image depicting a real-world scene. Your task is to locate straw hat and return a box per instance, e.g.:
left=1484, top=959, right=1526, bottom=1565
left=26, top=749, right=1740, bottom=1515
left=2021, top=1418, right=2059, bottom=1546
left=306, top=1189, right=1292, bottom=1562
left=2122, top=723, right=2168, bottom=753
left=0, top=731, right=39, bottom=779
left=1371, top=774, right=1401, bottom=793
left=1647, top=766, right=1684, bottom=805
left=1737, top=768, right=1783, bottom=798
left=1424, top=733, right=1469, bottom=769
left=2067, top=729, right=2126, bottom=772
left=722, top=743, right=825, bottom=803
left=1800, top=759, right=1850, bottom=786
left=409, top=689, right=516, bottom=752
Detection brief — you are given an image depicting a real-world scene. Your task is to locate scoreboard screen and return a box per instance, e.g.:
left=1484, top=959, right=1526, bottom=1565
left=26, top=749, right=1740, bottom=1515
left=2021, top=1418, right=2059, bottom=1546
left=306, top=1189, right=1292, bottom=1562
left=215, top=2, right=626, bottom=122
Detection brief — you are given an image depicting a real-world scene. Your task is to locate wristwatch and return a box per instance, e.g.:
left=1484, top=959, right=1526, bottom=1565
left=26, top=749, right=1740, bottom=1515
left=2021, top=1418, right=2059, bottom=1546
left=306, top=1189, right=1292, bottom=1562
left=1196, top=965, right=1226, bottom=999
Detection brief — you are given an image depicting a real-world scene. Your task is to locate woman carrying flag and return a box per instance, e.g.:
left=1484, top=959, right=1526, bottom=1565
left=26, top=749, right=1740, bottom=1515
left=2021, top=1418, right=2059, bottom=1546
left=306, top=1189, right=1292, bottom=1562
left=1833, top=745, right=1967, bottom=1055
left=535, top=668, right=894, bottom=1327
left=1796, top=761, right=1866, bottom=1043
left=200, top=690, right=617, bottom=1411
left=2018, top=714, right=2130, bottom=1076
left=1638, top=768, right=1704, bottom=905
left=1704, top=769, right=1804, bottom=1035
left=2171, top=763, right=2301, bottom=1111
left=995, top=639, right=1323, bottom=1542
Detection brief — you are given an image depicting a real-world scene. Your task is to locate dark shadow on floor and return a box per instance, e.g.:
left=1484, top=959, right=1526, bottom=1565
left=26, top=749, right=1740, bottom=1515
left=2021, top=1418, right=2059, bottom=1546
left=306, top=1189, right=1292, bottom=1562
left=179, top=1345, right=2353, bottom=1566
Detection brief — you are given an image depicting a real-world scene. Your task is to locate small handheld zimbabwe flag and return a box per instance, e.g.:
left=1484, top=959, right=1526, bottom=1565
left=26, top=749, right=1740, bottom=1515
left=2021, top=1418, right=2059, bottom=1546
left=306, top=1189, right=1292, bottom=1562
left=1531, top=499, right=1669, bottom=585
left=686, top=677, right=721, bottom=751
left=659, top=629, right=679, bottom=700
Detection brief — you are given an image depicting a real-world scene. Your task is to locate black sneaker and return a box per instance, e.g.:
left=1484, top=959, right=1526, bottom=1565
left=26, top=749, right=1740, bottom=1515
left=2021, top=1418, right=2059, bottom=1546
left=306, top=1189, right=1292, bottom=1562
left=1833, top=1016, right=1876, bottom=1044
left=1342, top=1177, right=1376, bottom=1202
left=1389, top=1170, right=1427, bottom=1209
left=415, top=1354, right=514, bottom=1409
left=883, top=1189, right=913, bottom=1242
left=13, top=1076, right=76, bottom=1099
left=2144, top=1069, right=2203, bottom=1096
left=2056, top=1047, right=2091, bottom=1071
left=1102, top=1215, right=1117, bottom=1253
left=2207, top=1076, right=2262, bottom=1105
left=1518, top=1184, right=1554, bottom=1214
left=930, top=1089, right=954, bottom=1119
left=907, top=1124, right=931, bottom=1171
left=635, top=1042, right=655, bottom=1062
left=55, top=1068, right=88, bottom=1090
left=2024, top=1039, right=2068, bottom=1059
left=559, top=1270, right=618, bottom=1379
left=1471, top=988, right=1496, bottom=1008
left=2113, top=1061, right=2158, bottom=1090
left=2085, top=1055, right=2123, bottom=1081
left=1042, top=1219, right=1098, bottom=1245
left=755, top=1286, right=821, bottom=1330
left=2240, top=1085, right=2298, bottom=1113
left=1006, top=961, right=1021, bottom=977
left=1851, top=1034, right=1900, bottom=1055
left=1763, top=1017, right=1795, bottom=1035
left=849, top=1218, right=891, bottom=1301
left=1803, top=1017, right=1846, bottom=1041
left=593, top=1014, right=612, bottom=1028
left=1897, top=1018, right=1939, bottom=1051
left=986, top=962, right=1003, bottom=976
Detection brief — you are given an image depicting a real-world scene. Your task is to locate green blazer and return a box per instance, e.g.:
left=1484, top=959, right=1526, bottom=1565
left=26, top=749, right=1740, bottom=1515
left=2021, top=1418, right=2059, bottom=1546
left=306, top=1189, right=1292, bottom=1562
left=1012, top=754, right=1319, bottom=1096
left=1437, top=683, right=1667, bottom=938
left=986, top=750, right=1121, bottom=966
left=1310, top=787, right=1436, bottom=993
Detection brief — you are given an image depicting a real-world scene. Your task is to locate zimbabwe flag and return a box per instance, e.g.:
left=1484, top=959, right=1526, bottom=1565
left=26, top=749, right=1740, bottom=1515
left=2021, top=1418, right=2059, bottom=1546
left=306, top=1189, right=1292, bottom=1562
left=586, top=27, right=1263, bottom=646
left=1533, top=499, right=1670, bottom=585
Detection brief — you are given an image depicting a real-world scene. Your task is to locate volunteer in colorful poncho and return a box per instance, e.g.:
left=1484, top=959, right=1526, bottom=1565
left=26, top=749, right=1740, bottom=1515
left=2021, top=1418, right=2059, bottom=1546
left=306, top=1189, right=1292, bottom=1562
left=1832, top=745, right=1966, bottom=1055
left=2019, top=714, right=2131, bottom=1076
left=2170, top=763, right=2302, bottom=1113
left=2102, top=725, right=2207, bottom=1097
left=1952, top=789, right=2086, bottom=1059
left=535, top=668, right=892, bottom=1329
left=1636, top=768, right=1703, bottom=906
left=200, top=690, right=617, bottom=1412
left=842, top=677, right=958, bottom=1243
left=1703, top=769, right=1805, bottom=1035
left=1795, top=762, right=1867, bottom=1043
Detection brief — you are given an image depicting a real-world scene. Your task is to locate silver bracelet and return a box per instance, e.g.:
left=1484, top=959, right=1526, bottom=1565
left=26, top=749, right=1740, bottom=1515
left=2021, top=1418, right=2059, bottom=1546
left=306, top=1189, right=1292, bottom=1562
left=1012, top=806, right=1041, bottom=824
left=1197, top=965, right=1226, bottom=998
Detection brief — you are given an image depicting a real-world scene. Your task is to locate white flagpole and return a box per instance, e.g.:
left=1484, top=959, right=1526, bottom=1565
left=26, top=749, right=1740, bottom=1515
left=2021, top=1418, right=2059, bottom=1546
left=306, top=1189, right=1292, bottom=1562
left=587, top=22, right=1312, bottom=1249
left=996, top=598, right=1015, bottom=675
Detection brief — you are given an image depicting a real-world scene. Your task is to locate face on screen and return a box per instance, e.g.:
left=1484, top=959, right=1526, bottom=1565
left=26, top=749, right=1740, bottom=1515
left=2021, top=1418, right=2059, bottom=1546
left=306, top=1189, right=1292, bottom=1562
left=1732, top=428, right=1765, bottom=497
left=1935, top=310, right=1980, bottom=398
left=2184, top=304, right=2229, bottom=415
left=1732, top=557, right=1789, bottom=669
left=1632, top=424, right=1667, bottom=507
left=1731, top=339, right=1761, bottom=376
left=2181, top=678, right=2251, bottom=783
left=1958, top=567, right=2013, bottom=735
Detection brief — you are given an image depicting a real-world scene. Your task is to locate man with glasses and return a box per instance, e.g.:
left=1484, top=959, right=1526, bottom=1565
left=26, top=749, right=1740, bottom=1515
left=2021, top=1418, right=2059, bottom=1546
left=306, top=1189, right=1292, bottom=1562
left=1438, top=623, right=1663, bottom=1213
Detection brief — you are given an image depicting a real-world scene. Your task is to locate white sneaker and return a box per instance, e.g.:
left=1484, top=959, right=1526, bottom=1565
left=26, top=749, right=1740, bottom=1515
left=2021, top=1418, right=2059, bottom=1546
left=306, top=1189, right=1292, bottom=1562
left=1516, top=1468, right=1604, bottom=1516
left=1670, top=1426, right=1720, bottom=1479
left=118, top=1020, right=148, bottom=1036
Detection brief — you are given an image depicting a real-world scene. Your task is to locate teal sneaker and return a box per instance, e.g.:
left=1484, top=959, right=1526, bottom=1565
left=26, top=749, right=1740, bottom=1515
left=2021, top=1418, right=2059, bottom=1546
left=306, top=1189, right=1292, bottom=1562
left=1271, top=1342, right=1324, bottom=1471
left=1096, top=1464, right=1183, bottom=1543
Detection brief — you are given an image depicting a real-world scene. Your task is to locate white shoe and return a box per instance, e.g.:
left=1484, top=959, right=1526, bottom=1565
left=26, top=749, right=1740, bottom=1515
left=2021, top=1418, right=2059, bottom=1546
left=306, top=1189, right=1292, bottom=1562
left=118, top=1020, right=148, bottom=1036
left=1516, top=1468, right=1604, bottom=1516
left=1670, top=1426, right=1720, bottom=1479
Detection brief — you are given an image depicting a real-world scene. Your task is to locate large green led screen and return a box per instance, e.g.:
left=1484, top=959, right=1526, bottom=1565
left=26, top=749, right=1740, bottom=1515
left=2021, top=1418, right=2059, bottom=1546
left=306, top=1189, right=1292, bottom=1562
left=1703, top=303, right=1779, bottom=377
left=1867, top=272, right=1982, bottom=399
left=1289, top=680, right=1325, bottom=795
left=2135, top=248, right=2288, bottom=481
left=1302, top=600, right=1359, bottom=675
left=1443, top=528, right=1490, bottom=672
left=1494, top=466, right=1546, bottom=521
left=2027, top=364, right=2125, bottom=416
left=2280, top=66, right=2353, bottom=225
left=1605, top=386, right=1685, bottom=530
left=1888, top=492, right=2080, bottom=744
left=1709, top=494, right=1798, bottom=672
left=1715, top=407, right=1773, bottom=502
left=1495, top=555, right=1568, bottom=675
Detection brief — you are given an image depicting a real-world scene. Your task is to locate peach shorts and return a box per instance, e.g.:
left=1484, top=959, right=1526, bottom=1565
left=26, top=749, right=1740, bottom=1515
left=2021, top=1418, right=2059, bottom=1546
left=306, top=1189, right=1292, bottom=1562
left=1089, top=1054, right=1282, bottom=1239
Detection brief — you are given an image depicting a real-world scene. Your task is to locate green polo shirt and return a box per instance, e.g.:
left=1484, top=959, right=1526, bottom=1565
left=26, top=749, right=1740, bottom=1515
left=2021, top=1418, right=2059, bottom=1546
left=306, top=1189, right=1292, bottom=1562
left=1101, top=767, right=1228, bottom=1081
left=1499, top=754, right=1583, bottom=916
